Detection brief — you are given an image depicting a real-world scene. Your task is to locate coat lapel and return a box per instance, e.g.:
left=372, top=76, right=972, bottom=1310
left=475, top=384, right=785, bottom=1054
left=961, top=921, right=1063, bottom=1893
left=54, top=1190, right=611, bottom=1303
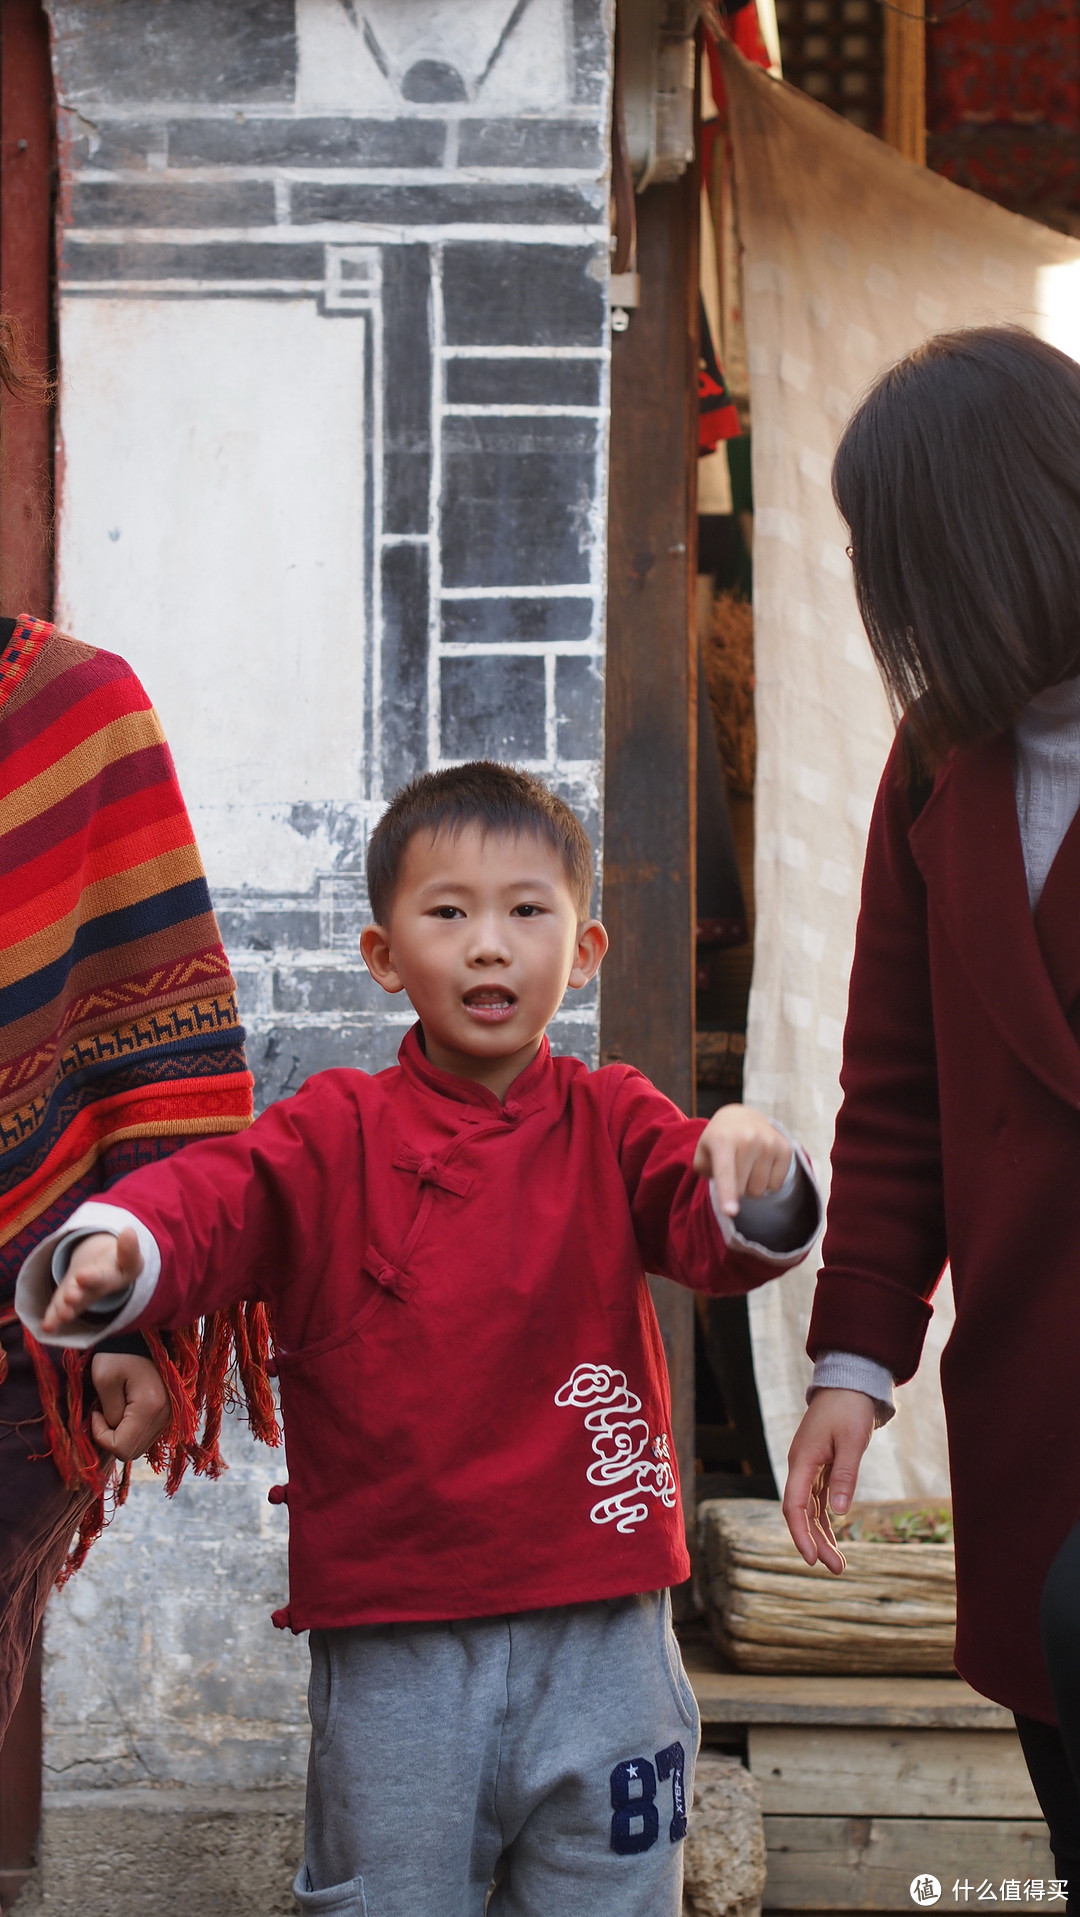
left=909, top=733, right=1080, bottom=1110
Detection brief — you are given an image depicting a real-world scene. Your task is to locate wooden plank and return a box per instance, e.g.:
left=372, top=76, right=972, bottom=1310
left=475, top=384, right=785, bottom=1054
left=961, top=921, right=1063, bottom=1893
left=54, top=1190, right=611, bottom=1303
left=882, top=0, right=925, bottom=166
left=681, top=1648, right=1015, bottom=1730
left=0, top=6, right=52, bottom=1893
left=764, top=1815, right=1053, bottom=1910
left=721, top=1556, right=954, bottom=1597
left=713, top=1632, right=957, bottom=1676
left=0, top=0, right=55, bottom=618
left=727, top=1567, right=955, bottom=1618
left=603, top=164, right=700, bottom=1537
left=750, top=1727, right=1042, bottom=1820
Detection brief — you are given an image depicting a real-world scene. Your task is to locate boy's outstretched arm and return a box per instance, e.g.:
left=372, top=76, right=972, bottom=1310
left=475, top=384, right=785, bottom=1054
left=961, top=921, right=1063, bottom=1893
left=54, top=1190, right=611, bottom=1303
left=16, top=1073, right=351, bottom=1350
left=612, top=1073, right=823, bottom=1293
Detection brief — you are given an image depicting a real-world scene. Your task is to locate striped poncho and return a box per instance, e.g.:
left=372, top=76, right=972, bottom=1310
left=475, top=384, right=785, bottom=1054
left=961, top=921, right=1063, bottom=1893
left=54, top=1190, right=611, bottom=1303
left=0, top=615, right=277, bottom=1566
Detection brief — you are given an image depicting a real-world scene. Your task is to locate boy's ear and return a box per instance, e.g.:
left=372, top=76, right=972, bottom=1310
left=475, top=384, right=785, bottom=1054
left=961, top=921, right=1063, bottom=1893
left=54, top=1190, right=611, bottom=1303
left=359, top=924, right=405, bottom=995
left=568, top=918, right=608, bottom=991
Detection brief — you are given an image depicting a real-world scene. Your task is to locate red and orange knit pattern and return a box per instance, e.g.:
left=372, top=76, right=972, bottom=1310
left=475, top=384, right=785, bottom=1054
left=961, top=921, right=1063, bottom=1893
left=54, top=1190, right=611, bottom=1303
left=0, top=617, right=278, bottom=1573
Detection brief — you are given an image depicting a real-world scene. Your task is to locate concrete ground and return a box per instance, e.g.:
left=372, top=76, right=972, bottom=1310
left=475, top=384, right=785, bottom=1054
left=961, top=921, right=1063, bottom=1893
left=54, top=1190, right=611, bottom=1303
left=10, top=1788, right=304, bottom=1917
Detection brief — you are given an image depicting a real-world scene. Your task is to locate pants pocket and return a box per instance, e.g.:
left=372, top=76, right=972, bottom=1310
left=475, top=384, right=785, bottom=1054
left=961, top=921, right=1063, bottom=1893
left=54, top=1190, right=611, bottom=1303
left=658, top=1590, right=701, bottom=1738
left=307, top=1630, right=341, bottom=1757
left=293, top=1863, right=369, bottom=1914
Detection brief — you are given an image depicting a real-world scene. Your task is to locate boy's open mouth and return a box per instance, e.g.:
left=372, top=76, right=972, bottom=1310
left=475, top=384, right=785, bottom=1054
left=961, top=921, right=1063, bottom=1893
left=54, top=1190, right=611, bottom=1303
left=462, top=986, right=518, bottom=1023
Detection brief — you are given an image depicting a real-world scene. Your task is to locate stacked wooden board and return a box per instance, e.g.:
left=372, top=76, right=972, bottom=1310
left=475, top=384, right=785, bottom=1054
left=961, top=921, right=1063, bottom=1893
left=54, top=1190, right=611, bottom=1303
left=683, top=1653, right=1053, bottom=1910
left=699, top=1498, right=956, bottom=1674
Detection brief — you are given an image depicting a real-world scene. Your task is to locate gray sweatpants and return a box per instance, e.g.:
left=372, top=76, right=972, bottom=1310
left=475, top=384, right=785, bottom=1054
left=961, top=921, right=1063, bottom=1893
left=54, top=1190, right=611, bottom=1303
left=293, top=1590, right=701, bottom=1917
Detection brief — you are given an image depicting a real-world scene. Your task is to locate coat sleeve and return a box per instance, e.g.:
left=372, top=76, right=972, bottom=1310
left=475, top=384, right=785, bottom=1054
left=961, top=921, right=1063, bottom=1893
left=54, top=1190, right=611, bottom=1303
left=608, top=1070, right=818, bottom=1295
left=17, top=1074, right=354, bottom=1341
left=807, top=735, right=948, bottom=1384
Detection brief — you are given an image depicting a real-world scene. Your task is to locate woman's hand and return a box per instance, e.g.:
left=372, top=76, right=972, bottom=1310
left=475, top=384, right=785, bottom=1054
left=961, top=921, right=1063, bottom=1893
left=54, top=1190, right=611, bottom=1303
left=783, top=1388, right=877, bottom=1575
left=693, top=1104, right=793, bottom=1216
left=89, top=1352, right=172, bottom=1461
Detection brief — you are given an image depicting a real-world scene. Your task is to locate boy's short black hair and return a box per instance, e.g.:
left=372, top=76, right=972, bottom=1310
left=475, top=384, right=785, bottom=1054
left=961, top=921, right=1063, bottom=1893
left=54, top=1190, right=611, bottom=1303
left=366, top=762, right=594, bottom=925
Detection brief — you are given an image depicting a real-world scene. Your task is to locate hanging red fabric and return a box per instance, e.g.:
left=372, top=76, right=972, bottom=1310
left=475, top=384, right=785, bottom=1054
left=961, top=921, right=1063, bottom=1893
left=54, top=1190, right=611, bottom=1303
left=704, top=3, right=771, bottom=119
left=699, top=297, right=741, bottom=449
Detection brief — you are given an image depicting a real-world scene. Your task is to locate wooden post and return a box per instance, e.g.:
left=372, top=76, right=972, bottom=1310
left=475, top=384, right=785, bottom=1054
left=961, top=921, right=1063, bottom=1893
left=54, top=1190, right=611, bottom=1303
left=602, top=164, right=700, bottom=1543
left=883, top=0, right=926, bottom=165
left=0, top=0, right=55, bottom=617
left=0, top=2, right=53, bottom=1897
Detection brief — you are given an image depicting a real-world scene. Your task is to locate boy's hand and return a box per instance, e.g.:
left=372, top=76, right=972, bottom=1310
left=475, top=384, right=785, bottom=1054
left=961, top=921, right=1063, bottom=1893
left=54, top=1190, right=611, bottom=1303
left=694, top=1103, right=793, bottom=1217
left=41, top=1227, right=143, bottom=1335
left=782, top=1389, right=876, bottom=1575
left=90, top=1353, right=172, bottom=1460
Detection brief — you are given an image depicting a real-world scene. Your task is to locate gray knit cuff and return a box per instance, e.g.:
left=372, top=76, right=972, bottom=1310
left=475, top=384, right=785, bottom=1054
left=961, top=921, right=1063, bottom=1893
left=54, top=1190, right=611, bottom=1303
left=809, top=1349, right=895, bottom=1427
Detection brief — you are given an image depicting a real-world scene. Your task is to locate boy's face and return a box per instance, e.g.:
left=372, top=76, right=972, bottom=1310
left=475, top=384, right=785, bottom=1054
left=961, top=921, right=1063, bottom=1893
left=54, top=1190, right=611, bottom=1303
left=360, top=825, right=607, bottom=1098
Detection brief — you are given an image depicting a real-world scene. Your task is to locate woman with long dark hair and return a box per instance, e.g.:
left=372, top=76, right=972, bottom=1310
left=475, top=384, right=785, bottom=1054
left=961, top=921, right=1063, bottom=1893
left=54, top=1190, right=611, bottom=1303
left=783, top=325, right=1080, bottom=1897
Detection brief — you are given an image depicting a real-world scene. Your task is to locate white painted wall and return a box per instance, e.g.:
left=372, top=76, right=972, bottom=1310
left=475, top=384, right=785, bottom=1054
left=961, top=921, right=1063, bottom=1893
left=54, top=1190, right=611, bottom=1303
left=57, top=296, right=370, bottom=896
left=297, top=0, right=572, bottom=113
left=46, top=1414, right=308, bottom=1789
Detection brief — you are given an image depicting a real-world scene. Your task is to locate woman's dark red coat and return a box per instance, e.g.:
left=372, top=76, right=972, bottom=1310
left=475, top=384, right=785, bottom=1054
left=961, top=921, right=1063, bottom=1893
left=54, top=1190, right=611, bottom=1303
left=809, top=728, right=1080, bottom=1723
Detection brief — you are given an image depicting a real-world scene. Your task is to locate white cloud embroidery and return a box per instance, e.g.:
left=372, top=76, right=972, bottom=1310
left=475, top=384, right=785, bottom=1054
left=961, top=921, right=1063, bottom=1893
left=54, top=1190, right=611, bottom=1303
left=555, top=1363, right=678, bottom=1534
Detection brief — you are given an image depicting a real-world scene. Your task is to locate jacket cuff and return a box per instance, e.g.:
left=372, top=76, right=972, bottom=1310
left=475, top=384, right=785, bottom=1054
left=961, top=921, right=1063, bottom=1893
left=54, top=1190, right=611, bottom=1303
left=808, top=1269, right=934, bottom=1385
left=712, top=1128, right=823, bottom=1266
left=809, top=1350, right=896, bottom=1427
left=93, top=1332, right=154, bottom=1359
left=15, top=1202, right=162, bottom=1349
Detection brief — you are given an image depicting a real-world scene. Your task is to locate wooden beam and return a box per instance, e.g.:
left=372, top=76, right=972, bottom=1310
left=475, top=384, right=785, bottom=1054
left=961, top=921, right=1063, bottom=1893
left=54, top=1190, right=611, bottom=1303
left=679, top=1648, right=1017, bottom=1729
left=602, top=161, right=699, bottom=1537
left=749, top=1725, right=1042, bottom=1819
left=883, top=0, right=926, bottom=166
left=0, top=3, right=54, bottom=1886
left=0, top=0, right=55, bottom=618
left=763, top=1814, right=1052, bottom=1910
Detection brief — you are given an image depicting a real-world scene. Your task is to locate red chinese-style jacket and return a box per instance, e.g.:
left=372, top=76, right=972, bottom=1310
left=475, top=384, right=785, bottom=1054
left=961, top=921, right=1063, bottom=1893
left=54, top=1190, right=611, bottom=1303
left=24, top=1029, right=806, bottom=1631
left=810, top=730, right=1080, bottom=1723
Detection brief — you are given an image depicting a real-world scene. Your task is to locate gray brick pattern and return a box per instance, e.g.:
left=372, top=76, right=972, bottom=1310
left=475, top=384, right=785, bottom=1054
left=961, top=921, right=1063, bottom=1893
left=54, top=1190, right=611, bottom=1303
left=50, top=0, right=613, bottom=1107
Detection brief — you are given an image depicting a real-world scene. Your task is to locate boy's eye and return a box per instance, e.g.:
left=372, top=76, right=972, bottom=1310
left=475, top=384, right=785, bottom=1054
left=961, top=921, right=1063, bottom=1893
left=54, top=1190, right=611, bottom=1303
left=512, top=903, right=543, bottom=917
left=432, top=906, right=464, bottom=919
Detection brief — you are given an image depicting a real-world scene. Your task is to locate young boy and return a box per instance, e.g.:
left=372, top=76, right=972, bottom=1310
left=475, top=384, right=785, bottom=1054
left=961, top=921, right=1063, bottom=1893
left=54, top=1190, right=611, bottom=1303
left=18, top=762, right=821, bottom=1917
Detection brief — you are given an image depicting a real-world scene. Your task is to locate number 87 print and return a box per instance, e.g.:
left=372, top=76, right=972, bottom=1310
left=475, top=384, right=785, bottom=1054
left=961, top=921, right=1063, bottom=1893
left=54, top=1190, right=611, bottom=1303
left=610, top=1743, right=688, bottom=1854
